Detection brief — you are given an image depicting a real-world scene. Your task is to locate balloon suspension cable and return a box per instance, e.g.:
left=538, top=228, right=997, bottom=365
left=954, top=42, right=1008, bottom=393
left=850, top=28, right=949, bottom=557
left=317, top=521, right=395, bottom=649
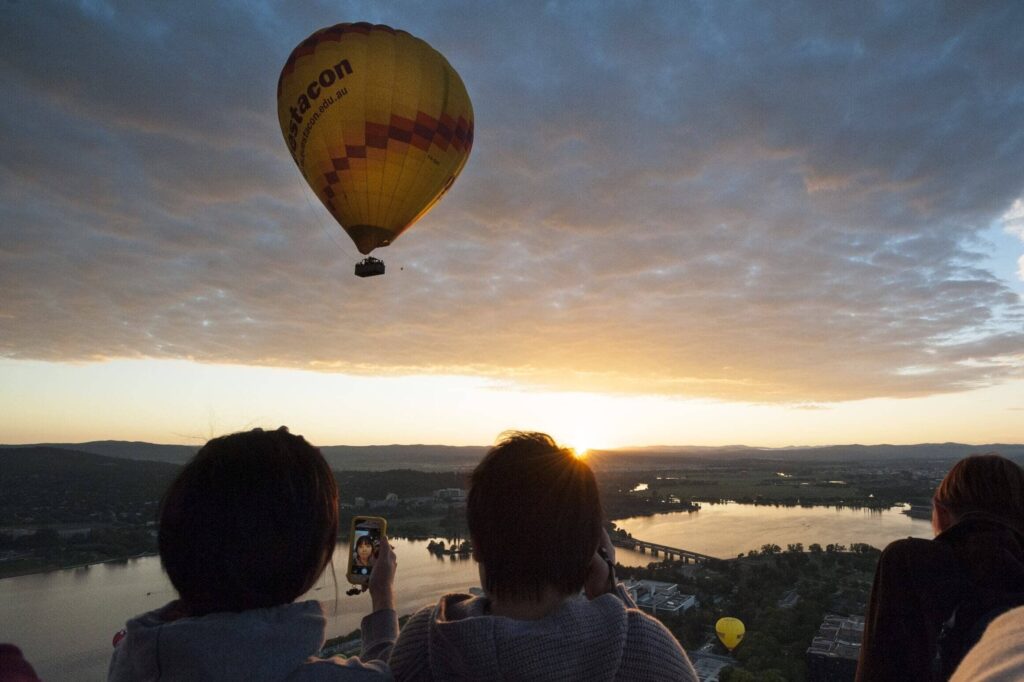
left=295, top=176, right=391, bottom=277
left=294, top=172, right=360, bottom=263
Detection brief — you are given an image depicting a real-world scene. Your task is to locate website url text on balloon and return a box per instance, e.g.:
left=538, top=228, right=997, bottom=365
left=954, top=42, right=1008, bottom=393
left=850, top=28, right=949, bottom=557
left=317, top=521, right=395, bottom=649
left=285, top=60, right=353, bottom=163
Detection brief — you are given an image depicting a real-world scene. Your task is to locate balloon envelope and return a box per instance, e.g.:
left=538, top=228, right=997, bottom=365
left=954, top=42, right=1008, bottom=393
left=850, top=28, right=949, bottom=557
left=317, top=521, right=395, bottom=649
left=278, top=23, right=474, bottom=255
left=716, top=617, right=745, bottom=651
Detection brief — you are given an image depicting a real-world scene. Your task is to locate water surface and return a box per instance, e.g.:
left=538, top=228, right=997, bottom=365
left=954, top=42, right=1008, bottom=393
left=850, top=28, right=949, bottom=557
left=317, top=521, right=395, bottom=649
left=0, top=504, right=933, bottom=680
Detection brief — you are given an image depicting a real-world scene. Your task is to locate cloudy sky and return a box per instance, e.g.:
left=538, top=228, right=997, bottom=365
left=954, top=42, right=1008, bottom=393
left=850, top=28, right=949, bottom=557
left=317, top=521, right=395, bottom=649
left=2, top=1, right=1023, bottom=447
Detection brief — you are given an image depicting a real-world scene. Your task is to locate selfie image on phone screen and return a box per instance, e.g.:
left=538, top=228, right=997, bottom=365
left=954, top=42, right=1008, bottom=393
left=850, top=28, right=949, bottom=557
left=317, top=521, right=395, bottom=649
left=350, top=523, right=381, bottom=578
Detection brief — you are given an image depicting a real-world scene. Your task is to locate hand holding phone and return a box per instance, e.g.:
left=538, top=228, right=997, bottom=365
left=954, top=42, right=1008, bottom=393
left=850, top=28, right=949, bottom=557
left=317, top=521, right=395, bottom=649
left=347, top=516, right=387, bottom=585
left=585, top=529, right=617, bottom=599
left=368, top=535, right=396, bottom=612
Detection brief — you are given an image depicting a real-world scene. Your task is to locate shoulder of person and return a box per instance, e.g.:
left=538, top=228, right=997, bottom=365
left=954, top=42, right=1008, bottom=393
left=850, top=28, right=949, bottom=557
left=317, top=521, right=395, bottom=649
left=624, top=609, right=683, bottom=650
left=879, top=536, right=947, bottom=564
left=620, top=609, right=697, bottom=680
left=406, top=603, right=435, bottom=630
left=388, top=603, right=436, bottom=676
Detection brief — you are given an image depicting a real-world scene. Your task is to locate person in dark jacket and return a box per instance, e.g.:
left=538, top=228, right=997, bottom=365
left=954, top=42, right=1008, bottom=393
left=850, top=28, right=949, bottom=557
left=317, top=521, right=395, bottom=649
left=856, top=453, right=1024, bottom=682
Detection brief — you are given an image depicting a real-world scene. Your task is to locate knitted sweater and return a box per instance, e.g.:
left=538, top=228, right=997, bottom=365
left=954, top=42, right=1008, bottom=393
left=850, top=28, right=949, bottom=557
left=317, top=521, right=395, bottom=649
left=951, top=606, right=1024, bottom=681
left=388, top=586, right=697, bottom=681
left=108, top=600, right=396, bottom=681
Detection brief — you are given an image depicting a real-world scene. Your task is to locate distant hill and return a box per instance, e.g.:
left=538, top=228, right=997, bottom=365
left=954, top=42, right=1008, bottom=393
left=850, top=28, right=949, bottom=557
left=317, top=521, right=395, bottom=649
left=589, top=443, right=1024, bottom=468
left=3, top=440, right=1022, bottom=471
left=319, top=445, right=488, bottom=471
left=5, top=440, right=487, bottom=471
left=20, top=441, right=198, bottom=464
left=0, top=447, right=182, bottom=526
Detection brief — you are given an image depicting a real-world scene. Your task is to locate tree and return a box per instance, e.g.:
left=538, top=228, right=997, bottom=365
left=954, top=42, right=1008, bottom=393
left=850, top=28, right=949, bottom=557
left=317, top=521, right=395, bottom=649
left=809, top=543, right=823, bottom=554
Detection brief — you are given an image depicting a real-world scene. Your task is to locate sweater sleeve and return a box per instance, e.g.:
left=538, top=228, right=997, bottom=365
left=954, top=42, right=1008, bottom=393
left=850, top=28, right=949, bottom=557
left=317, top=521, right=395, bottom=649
left=388, top=606, right=433, bottom=682
left=618, top=610, right=698, bottom=682
left=290, top=609, right=398, bottom=680
left=361, top=608, right=399, bottom=664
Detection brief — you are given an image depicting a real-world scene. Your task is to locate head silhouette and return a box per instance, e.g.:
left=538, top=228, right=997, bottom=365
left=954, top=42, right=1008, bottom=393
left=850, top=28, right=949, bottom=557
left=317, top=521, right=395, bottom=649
left=932, top=453, right=1024, bottom=533
left=467, top=431, right=603, bottom=601
left=159, top=427, right=338, bottom=615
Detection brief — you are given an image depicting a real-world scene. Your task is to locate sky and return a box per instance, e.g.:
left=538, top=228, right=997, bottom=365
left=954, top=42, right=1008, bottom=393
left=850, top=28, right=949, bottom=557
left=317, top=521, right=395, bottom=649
left=1, top=2, right=1023, bottom=449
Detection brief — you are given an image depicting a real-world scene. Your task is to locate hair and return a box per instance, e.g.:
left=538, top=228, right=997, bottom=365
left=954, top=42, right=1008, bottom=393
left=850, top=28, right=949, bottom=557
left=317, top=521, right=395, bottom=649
left=158, top=427, right=339, bottom=616
left=355, top=535, right=374, bottom=549
left=467, top=431, right=603, bottom=601
left=933, top=453, right=1024, bottom=528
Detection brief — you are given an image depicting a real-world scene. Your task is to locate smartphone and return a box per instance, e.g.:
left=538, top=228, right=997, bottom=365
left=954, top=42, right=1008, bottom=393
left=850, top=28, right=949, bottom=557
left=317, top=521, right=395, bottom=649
left=346, top=516, right=387, bottom=585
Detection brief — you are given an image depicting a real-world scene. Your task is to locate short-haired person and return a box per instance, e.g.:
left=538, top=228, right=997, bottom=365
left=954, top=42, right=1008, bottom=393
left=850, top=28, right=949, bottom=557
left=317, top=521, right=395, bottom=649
left=109, top=427, right=398, bottom=681
left=857, top=454, right=1024, bottom=682
left=388, top=431, right=697, bottom=681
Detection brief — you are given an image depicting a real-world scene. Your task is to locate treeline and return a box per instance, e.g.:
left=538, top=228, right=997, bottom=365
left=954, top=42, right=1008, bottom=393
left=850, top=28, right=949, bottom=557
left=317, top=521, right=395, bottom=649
left=334, top=469, right=467, bottom=501
left=0, top=526, right=157, bottom=578
left=0, top=448, right=477, bottom=576
left=0, top=447, right=179, bottom=526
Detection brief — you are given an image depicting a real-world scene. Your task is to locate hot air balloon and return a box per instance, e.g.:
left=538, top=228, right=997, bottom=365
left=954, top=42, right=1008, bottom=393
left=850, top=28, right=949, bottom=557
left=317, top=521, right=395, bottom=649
left=716, top=616, right=745, bottom=652
left=277, top=23, right=474, bottom=277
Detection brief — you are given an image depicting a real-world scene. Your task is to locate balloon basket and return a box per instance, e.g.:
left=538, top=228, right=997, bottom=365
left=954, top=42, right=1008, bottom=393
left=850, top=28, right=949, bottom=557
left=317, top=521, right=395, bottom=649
left=355, top=257, right=386, bottom=278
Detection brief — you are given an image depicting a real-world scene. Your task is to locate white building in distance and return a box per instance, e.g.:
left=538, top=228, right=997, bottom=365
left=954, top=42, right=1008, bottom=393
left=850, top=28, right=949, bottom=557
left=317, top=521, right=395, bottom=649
left=623, top=578, right=697, bottom=616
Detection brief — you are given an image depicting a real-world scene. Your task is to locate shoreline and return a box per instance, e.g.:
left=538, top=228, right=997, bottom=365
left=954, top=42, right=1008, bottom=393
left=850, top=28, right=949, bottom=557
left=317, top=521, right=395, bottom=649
left=1, top=500, right=914, bottom=581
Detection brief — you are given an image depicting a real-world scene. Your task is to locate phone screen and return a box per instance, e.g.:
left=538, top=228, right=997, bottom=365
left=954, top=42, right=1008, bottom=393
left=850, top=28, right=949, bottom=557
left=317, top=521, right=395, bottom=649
left=349, top=520, right=382, bottom=579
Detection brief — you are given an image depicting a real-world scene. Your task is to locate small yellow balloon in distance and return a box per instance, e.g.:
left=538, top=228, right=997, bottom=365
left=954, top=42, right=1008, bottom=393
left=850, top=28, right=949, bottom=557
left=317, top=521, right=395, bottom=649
left=716, top=617, right=745, bottom=651
left=277, top=23, right=474, bottom=256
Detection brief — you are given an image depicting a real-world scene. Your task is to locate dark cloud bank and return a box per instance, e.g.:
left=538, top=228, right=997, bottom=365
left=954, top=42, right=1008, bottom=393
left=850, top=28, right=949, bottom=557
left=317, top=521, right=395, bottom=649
left=1, top=1, right=1022, bottom=401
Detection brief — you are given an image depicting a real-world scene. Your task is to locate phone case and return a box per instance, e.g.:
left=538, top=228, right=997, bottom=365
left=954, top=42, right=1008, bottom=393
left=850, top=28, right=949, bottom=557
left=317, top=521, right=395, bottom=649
left=346, top=516, right=387, bottom=585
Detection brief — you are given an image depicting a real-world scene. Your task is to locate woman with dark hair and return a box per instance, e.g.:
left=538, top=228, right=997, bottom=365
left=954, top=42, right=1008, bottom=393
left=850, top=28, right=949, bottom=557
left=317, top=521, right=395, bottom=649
left=108, top=427, right=398, bottom=681
left=355, top=535, right=376, bottom=567
left=857, top=453, right=1024, bottom=681
left=388, top=431, right=697, bottom=681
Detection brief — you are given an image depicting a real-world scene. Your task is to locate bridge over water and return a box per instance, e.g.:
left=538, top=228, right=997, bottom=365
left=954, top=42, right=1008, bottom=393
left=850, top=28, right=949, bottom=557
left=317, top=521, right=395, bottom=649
left=613, top=537, right=717, bottom=564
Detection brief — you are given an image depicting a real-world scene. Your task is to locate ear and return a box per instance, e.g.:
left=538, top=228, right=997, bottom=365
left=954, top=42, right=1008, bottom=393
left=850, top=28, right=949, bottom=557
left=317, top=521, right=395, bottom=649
left=932, top=503, right=956, bottom=534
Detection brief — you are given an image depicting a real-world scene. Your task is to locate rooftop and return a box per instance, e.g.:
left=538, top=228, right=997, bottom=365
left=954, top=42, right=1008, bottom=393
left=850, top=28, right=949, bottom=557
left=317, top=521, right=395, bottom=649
left=807, top=614, right=865, bottom=661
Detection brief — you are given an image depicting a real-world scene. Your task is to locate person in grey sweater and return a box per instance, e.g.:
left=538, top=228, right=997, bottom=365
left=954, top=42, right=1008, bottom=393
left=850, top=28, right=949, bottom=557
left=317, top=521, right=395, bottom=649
left=388, top=432, right=698, bottom=681
left=108, top=427, right=398, bottom=681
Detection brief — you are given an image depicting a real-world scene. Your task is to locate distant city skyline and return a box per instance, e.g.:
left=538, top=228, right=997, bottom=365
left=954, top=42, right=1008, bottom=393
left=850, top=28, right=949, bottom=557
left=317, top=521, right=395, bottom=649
left=2, top=4, right=1023, bottom=450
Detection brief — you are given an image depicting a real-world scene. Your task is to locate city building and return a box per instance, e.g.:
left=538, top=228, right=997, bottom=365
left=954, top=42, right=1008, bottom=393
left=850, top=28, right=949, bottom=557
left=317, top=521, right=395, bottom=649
left=622, top=578, right=697, bottom=616
left=806, top=614, right=864, bottom=682
left=688, top=651, right=736, bottom=682
left=433, top=488, right=467, bottom=502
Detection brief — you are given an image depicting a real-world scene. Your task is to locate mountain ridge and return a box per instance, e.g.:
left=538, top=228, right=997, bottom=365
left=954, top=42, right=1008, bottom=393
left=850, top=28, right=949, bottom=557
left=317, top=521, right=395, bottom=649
left=3, top=440, right=1023, bottom=470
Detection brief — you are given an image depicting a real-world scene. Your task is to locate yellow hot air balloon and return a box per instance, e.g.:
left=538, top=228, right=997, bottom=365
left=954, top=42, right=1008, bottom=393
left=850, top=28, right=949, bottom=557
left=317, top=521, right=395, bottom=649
left=716, top=617, right=745, bottom=652
left=277, top=23, right=474, bottom=277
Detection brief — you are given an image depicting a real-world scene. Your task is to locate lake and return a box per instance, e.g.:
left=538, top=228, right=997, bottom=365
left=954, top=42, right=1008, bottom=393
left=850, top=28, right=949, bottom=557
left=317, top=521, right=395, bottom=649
left=614, top=501, right=933, bottom=558
left=0, top=504, right=932, bottom=681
